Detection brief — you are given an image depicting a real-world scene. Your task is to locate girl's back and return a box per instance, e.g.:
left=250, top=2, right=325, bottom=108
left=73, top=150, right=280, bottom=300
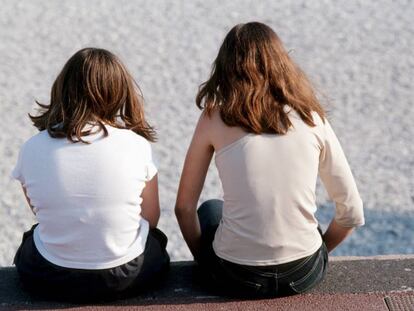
left=209, top=106, right=363, bottom=265
left=13, top=125, right=156, bottom=269
left=11, top=48, right=169, bottom=301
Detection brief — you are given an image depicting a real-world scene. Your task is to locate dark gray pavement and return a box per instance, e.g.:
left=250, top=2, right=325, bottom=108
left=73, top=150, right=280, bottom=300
left=1, top=256, right=413, bottom=310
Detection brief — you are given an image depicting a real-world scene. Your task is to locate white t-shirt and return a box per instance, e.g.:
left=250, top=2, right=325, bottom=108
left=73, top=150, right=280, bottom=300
left=11, top=125, right=157, bottom=269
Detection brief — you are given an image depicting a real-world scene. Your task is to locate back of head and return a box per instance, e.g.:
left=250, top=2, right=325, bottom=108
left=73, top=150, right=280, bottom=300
left=196, top=22, right=325, bottom=134
left=30, top=48, right=155, bottom=143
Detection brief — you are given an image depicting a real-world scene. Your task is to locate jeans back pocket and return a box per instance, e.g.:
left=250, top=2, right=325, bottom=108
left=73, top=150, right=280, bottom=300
left=289, top=246, right=327, bottom=294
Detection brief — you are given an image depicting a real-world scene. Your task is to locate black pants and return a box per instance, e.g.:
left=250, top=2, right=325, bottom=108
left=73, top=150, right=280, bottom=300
left=13, top=224, right=170, bottom=302
left=196, top=199, right=328, bottom=297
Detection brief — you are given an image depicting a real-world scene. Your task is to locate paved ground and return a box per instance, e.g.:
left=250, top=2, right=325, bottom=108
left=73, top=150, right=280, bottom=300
left=1, top=256, right=413, bottom=310
left=1, top=0, right=413, bottom=265
left=1, top=294, right=409, bottom=311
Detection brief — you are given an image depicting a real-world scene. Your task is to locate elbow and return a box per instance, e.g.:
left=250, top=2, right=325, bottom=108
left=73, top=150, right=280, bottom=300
left=334, top=197, right=365, bottom=228
left=174, top=204, right=186, bottom=219
left=175, top=202, right=196, bottom=220
left=334, top=209, right=365, bottom=228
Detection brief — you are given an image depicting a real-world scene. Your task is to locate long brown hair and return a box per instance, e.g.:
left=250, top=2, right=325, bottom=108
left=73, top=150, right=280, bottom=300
left=30, top=47, right=156, bottom=143
left=196, top=22, right=325, bottom=134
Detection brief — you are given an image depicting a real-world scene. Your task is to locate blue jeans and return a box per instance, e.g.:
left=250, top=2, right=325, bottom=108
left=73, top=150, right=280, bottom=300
left=196, top=199, right=328, bottom=297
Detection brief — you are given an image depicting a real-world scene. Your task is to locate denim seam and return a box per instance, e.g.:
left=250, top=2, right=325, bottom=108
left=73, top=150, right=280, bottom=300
left=289, top=250, right=322, bottom=289
left=276, top=250, right=318, bottom=278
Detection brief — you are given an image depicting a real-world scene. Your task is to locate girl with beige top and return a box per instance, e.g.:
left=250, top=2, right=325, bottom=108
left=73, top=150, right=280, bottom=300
left=175, top=22, right=364, bottom=297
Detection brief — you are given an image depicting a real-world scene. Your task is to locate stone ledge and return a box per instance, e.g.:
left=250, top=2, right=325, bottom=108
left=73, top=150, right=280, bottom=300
left=0, top=256, right=413, bottom=310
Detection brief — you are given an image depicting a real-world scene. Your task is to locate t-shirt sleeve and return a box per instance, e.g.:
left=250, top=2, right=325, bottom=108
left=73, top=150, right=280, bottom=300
left=10, top=143, right=26, bottom=184
left=318, top=119, right=365, bottom=227
left=143, top=141, right=158, bottom=182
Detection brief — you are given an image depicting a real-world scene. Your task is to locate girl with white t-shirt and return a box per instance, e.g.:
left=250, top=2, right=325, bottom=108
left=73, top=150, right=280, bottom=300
left=12, top=48, right=169, bottom=302
left=175, top=22, right=364, bottom=297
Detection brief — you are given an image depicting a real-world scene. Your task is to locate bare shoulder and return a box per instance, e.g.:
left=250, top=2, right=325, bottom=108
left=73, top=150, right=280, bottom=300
left=199, top=108, right=248, bottom=151
left=195, top=108, right=225, bottom=140
left=198, top=108, right=223, bottom=128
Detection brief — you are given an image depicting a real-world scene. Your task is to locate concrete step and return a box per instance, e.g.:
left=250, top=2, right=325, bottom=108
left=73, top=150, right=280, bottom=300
left=1, top=255, right=413, bottom=310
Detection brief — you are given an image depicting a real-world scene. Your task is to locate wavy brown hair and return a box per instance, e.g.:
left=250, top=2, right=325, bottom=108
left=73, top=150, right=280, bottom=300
left=30, top=47, right=156, bottom=143
left=196, top=22, right=325, bottom=134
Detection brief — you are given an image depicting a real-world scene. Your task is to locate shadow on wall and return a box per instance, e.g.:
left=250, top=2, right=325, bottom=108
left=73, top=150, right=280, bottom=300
left=316, top=203, right=414, bottom=256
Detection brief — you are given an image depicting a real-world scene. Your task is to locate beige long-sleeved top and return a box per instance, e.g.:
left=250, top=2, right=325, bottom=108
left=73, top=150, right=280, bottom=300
left=212, top=107, right=364, bottom=265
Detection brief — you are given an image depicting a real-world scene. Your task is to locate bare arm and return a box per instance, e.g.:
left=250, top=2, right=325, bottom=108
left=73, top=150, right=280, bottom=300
left=323, top=219, right=354, bottom=253
left=140, top=174, right=160, bottom=229
left=175, top=113, right=214, bottom=259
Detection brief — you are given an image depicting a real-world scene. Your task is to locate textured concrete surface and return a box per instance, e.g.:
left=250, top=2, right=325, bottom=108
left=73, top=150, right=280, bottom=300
left=0, top=293, right=396, bottom=311
left=1, top=0, right=413, bottom=266
left=0, top=257, right=413, bottom=310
